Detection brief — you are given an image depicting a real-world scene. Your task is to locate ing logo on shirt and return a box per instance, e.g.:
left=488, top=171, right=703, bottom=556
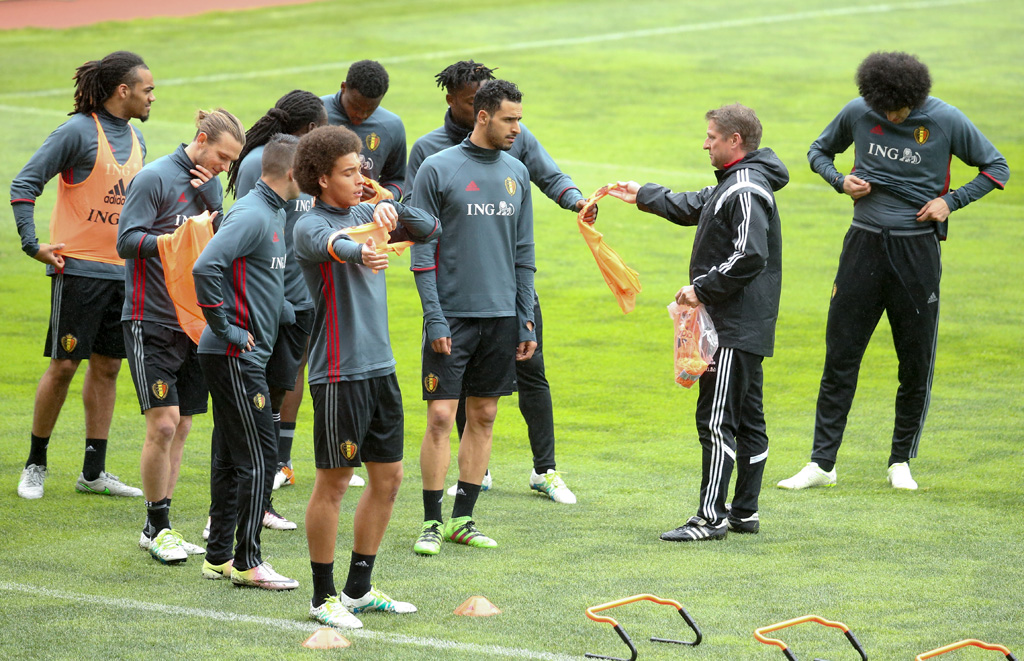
left=504, top=177, right=516, bottom=196
left=366, top=133, right=380, bottom=151
left=914, top=126, right=930, bottom=145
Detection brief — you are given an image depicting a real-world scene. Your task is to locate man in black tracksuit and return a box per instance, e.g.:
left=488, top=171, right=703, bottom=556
left=613, top=104, right=787, bottom=541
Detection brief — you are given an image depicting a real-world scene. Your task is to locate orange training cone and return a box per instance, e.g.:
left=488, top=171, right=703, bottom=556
left=302, top=627, right=352, bottom=649
left=454, top=596, right=502, bottom=616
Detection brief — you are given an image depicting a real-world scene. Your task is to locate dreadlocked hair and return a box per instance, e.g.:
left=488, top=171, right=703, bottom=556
left=434, top=60, right=497, bottom=93
left=227, top=90, right=326, bottom=195
left=71, top=51, right=147, bottom=116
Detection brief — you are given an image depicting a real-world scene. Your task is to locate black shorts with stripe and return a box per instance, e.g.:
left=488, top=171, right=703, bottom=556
left=122, top=319, right=208, bottom=415
left=264, top=308, right=313, bottom=390
left=311, top=373, right=403, bottom=469
left=44, top=274, right=126, bottom=360
left=420, top=316, right=517, bottom=400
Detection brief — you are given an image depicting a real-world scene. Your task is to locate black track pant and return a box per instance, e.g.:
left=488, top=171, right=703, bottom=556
left=200, top=354, right=276, bottom=572
left=694, top=347, right=769, bottom=524
left=456, top=295, right=556, bottom=472
left=811, top=224, right=941, bottom=469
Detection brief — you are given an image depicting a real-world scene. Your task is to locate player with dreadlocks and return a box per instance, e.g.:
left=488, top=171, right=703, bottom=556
left=12, top=51, right=154, bottom=501
left=197, top=90, right=328, bottom=539
left=407, top=60, right=594, bottom=506
left=321, top=60, right=407, bottom=202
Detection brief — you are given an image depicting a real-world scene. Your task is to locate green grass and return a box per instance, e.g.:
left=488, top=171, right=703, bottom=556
left=1, top=0, right=1022, bottom=659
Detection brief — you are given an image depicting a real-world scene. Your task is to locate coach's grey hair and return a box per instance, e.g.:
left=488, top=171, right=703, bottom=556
left=706, top=103, right=762, bottom=152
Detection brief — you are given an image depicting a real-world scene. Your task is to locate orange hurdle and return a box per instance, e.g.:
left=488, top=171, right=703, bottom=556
left=754, top=614, right=867, bottom=660
left=916, top=639, right=1017, bottom=660
left=584, top=593, right=701, bottom=661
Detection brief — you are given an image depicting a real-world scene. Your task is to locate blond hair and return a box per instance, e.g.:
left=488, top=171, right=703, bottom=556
left=194, top=108, right=245, bottom=147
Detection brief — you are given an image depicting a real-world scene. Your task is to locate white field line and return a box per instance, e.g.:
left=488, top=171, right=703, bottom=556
left=0, top=0, right=989, bottom=100
left=0, top=580, right=578, bottom=661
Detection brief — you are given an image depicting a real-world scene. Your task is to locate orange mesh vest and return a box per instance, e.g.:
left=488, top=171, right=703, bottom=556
left=50, top=113, right=143, bottom=265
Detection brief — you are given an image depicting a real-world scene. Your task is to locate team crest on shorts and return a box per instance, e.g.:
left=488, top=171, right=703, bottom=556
left=60, top=334, right=77, bottom=353
left=504, top=177, right=516, bottom=196
left=366, top=133, right=380, bottom=151
left=340, top=440, right=358, bottom=461
left=424, top=373, right=439, bottom=393
left=152, top=380, right=169, bottom=400
left=914, top=126, right=929, bottom=145
left=253, top=393, right=266, bottom=410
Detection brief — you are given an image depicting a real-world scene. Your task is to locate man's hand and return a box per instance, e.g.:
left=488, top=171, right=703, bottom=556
left=33, top=242, right=65, bottom=268
left=575, top=198, right=598, bottom=224
left=675, top=284, right=700, bottom=307
left=241, top=331, right=255, bottom=353
left=361, top=236, right=389, bottom=271
left=608, top=181, right=641, bottom=205
left=431, top=336, right=452, bottom=355
left=516, top=340, right=537, bottom=361
left=842, top=174, right=871, bottom=200
left=372, top=201, right=398, bottom=231
left=916, top=197, right=950, bottom=223
left=189, top=164, right=214, bottom=189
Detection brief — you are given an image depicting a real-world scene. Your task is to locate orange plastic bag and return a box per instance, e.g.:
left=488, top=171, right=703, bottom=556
left=668, top=301, right=718, bottom=388
left=577, top=184, right=642, bottom=314
left=157, top=211, right=215, bottom=345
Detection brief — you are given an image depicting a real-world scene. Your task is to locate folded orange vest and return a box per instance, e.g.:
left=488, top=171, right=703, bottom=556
left=157, top=211, right=215, bottom=344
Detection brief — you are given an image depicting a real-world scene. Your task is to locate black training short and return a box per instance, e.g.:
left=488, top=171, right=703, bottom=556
left=265, top=308, right=313, bottom=390
left=311, top=373, right=404, bottom=469
left=44, top=274, right=126, bottom=360
left=123, top=319, right=208, bottom=415
left=421, top=316, right=517, bottom=400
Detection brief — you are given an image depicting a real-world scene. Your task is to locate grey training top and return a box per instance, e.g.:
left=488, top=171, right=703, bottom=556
left=11, top=108, right=147, bottom=279
left=117, top=144, right=225, bottom=329
left=808, top=96, right=1009, bottom=232
left=294, top=199, right=439, bottom=384
left=410, top=138, right=536, bottom=344
left=194, top=180, right=289, bottom=367
left=235, top=145, right=314, bottom=313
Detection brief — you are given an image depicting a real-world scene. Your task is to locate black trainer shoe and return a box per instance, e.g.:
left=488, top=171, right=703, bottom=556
left=660, top=516, right=727, bottom=542
left=727, top=511, right=760, bottom=534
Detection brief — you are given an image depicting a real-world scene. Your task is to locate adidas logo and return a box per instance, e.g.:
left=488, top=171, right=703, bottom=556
left=456, top=488, right=467, bottom=496
left=354, top=561, right=371, bottom=568
left=85, top=445, right=96, bottom=452
left=465, top=181, right=480, bottom=192
left=178, top=192, right=188, bottom=204
left=104, top=179, right=127, bottom=205
left=870, top=124, right=884, bottom=135
left=927, top=292, right=938, bottom=304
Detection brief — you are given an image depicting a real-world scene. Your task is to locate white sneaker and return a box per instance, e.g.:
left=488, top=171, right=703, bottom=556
left=776, top=462, right=837, bottom=490
left=349, top=473, right=365, bottom=487
left=202, top=517, right=210, bottom=541
left=147, top=528, right=188, bottom=565
left=17, top=464, right=47, bottom=499
left=75, top=471, right=143, bottom=497
left=887, top=462, right=918, bottom=490
left=446, top=470, right=492, bottom=496
left=529, top=469, right=577, bottom=504
left=310, top=595, right=363, bottom=629
left=272, top=465, right=295, bottom=491
left=141, top=529, right=205, bottom=555
left=341, top=586, right=417, bottom=614
left=230, top=561, right=299, bottom=590
left=262, top=508, right=297, bottom=530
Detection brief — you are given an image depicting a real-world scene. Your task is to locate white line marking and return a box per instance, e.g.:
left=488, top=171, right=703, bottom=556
left=0, top=0, right=989, bottom=100
left=0, top=580, right=577, bottom=660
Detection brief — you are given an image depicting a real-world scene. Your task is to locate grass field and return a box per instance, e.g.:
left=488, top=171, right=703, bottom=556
left=1, top=1, right=1022, bottom=659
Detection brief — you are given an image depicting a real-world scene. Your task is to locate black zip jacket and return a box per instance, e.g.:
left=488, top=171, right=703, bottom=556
left=637, top=147, right=788, bottom=357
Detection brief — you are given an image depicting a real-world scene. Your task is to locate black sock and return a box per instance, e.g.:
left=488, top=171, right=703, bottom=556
left=311, top=561, right=336, bottom=608
left=816, top=459, right=836, bottom=472
left=451, top=481, right=481, bottom=520
left=279, top=422, right=296, bottom=466
left=82, top=438, right=108, bottom=481
left=27, top=434, right=49, bottom=468
left=146, top=497, right=171, bottom=534
left=423, top=489, right=443, bottom=523
left=342, top=552, right=375, bottom=600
